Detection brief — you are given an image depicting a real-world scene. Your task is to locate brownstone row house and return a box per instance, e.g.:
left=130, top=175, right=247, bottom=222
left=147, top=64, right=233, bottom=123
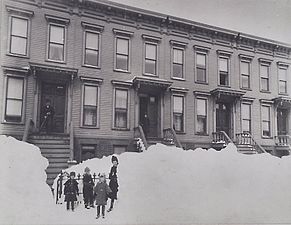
left=1, top=0, right=290, bottom=185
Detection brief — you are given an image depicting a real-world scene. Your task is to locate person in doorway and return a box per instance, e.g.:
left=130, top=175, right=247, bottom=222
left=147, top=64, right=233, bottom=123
left=141, top=113, right=150, bottom=137
left=94, top=173, right=111, bottom=219
left=83, top=167, right=94, bottom=209
left=64, top=171, right=79, bottom=211
left=107, top=156, right=119, bottom=212
left=40, top=99, right=54, bottom=133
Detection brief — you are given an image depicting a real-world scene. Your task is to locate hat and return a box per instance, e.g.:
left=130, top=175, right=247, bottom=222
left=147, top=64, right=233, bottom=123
left=98, top=172, right=106, bottom=178
left=111, top=155, right=118, bottom=164
left=84, top=167, right=90, bottom=172
left=70, top=171, right=76, bottom=177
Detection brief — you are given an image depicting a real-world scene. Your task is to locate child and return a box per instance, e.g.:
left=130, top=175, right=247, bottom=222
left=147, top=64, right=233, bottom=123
left=107, top=155, right=119, bottom=212
left=93, top=173, right=112, bottom=219
left=83, top=167, right=94, bottom=209
left=64, top=171, right=79, bottom=211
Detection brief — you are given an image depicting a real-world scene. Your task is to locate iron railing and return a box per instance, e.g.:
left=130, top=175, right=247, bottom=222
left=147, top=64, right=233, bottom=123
left=236, top=132, right=266, bottom=154
left=212, top=131, right=233, bottom=145
left=163, top=128, right=183, bottom=149
left=275, top=135, right=291, bottom=146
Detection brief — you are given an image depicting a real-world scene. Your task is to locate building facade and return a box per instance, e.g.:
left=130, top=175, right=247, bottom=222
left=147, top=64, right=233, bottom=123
left=1, top=0, right=291, bottom=183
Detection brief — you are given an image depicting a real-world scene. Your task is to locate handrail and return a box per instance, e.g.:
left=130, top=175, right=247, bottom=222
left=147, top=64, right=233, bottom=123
left=163, top=128, right=183, bottom=149
left=212, top=131, right=233, bottom=145
left=236, top=132, right=266, bottom=154
left=69, top=121, right=75, bottom=162
left=134, top=125, right=148, bottom=150
left=275, top=135, right=291, bottom=146
left=22, top=118, right=34, bottom=142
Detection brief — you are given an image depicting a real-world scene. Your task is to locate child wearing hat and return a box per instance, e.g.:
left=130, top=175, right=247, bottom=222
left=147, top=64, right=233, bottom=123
left=93, top=173, right=112, bottom=219
left=107, top=155, right=119, bottom=212
left=64, top=171, right=79, bottom=211
left=83, top=167, right=94, bottom=209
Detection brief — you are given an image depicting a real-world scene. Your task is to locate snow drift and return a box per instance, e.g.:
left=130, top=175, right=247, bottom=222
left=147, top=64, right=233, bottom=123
left=1, top=135, right=291, bottom=224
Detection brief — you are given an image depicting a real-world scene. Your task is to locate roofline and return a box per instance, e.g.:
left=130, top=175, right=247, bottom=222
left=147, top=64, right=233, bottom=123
left=88, top=0, right=291, bottom=49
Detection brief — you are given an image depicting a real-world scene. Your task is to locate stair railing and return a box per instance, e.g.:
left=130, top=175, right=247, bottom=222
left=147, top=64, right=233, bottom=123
left=236, top=132, right=266, bottom=154
left=212, top=131, right=233, bottom=145
left=275, top=135, right=291, bottom=146
left=22, top=118, right=34, bottom=142
left=68, top=121, right=77, bottom=165
left=163, top=128, right=183, bottom=149
left=134, top=125, right=148, bottom=150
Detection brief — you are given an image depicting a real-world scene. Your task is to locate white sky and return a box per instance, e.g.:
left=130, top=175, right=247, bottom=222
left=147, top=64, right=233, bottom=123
left=110, top=0, right=291, bottom=44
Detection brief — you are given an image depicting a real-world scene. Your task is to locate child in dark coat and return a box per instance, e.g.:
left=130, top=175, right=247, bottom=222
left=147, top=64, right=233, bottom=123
left=64, top=171, right=79, bottom=211
left=83, top=167, right=94, bottom=209
left=93, top=173, right=112, bottom=219
left=107, top=155, right=119, bottom=212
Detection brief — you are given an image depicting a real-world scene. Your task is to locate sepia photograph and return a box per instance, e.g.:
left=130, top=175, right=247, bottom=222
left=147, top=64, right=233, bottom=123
left=0, top=0, right=291, bottom=224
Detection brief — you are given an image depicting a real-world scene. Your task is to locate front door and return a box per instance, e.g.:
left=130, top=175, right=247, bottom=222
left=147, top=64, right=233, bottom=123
left=139, top=95, right=158, bottom=138
left=216, top=102, right=231, bottom=136
left=277, top=108, right=288, bottom=135
left=40, top=82, right=66, bottom=133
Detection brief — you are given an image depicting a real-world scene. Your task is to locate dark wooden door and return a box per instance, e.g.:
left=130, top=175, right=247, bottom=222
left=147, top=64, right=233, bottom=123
left=41, top=83, right=66, bottom=133
left=277, top=108, right=288, bottom=135
left=216, top=103, right=231, bottom=135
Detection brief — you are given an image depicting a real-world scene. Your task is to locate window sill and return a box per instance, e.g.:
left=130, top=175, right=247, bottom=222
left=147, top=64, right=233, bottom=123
left=114, top=69, right=131, bottom=74
left=80, top=126, right=99, bottom=129
left=143, top=73, right=158, bottom=77
left=2, top=121, right=24, bottom=125
left=171, top=77, right=185, bottom=81
left=195, top=81, right=208, bottom=85
left=195, top=133, right=209, bottom=136
left=82, top=64, right=101, bottom=69
left=112, top=128, right=130, bottom=131
left=241, top=87, right=252, bottom=91
left=262, top=136, right=273, bottom=139
left=218, top=85, right=231, bottom=88
left=6, top=53, right=29, bottom=59
left=45, top=59, right=66, bottom=64
left=278, top=92, right=289, bottom=96
left=260, top=90, right=271, bottom=94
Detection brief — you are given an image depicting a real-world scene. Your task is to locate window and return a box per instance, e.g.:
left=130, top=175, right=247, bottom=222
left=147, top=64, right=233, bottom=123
left=172, top=48, right=184, bottom=79
left=196, top=98, right=207, bottom=134
left=9, top=17, right=28, bottom=56
left=145, top=43, right=157, bottom=75
left=81, top=145, right=96, bottom=162
left=173, top=95, right=184, bottom=132
left=116, top=38, right=129, bottom=71
left=241, top=61, right=250, bottom=89
left=278, top=67, right=287, bottom=94
left=260, top=64, right=270, bottom=91
left=196, top=53, right=207, bottom=83
left=262, top=105, right=271, bottom=137
left=114, top=89, right=128, bottom=129
left=48, top=24, right=65, bottom=61
left=84, top=31, right=99, bottom=67
left=241, top=103, right=251, bottom=133
left=4, top=76, right=24, bottom=123
left=82, top=85, right=98, bottom=127
left=219, top=57, right=229, bottom=86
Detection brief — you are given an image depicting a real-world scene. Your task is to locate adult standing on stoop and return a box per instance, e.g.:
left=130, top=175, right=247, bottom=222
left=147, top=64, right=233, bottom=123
left=107, top=155, right=119, bottom=212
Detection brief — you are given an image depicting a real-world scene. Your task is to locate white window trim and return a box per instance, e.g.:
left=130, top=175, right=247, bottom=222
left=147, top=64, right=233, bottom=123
left=195, top=96, right=208, bottom=135
left=2, top=74, right=27, bottom=124
left=80, top=82, right=101, bottom=128
left=170, top=41, right=187, bottom=81
left=114, top=36, right=131, bottom=73
left=241, top=101, right=252, bottom=134
left=217, top=52, right=231, bottom=87
left=112, top=87, right=130, bottom=130
left=277, top=64, right=289, bottom=95
left=194, top=49, right=209, bottom=84
left=239, top=55, right=253, bottom=90
left=260, top=103, right=273, bottom=138
left=172, top=94, right=186, bottom=133
left=259, top=61, right=271, bottom=92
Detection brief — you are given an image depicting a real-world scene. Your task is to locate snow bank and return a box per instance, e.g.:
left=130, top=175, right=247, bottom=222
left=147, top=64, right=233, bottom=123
left=0, top=136, right=62, bottom=224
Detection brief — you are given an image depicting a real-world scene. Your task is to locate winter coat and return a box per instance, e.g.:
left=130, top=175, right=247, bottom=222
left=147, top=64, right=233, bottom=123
left=93, top=181, right=111, bottom=205
left=83, top=173, right=94, bottom=198
left=64, top=178, right=79, bottom=202
left=108, top=166, right=119, bottom=200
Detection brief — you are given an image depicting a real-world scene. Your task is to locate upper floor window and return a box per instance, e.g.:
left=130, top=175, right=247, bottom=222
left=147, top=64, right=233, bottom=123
left=240, top=60, right=251, bottom=89
left=4, top=76, right=25, bottom=123
left=259, top=61, right=271, bottom=92
left=173, top=95, right=184, bottom=132
left=84, top=31, right=99, bottom=67
left=82, top=85, right=99, bottom=127
left=196, top=98, right=207, bottom=135
left=172, top=48, right=184, bottom=79
left=218, top=55, right=230, bottom=86
left=48, top=24, right=65, bottom=61
left=114, top=89, right=129, bottom=129
left=241, top=103, right=251, bottom=133
left=196, top=52, right=207, bottom=83
left=145, top=43, right=157, bottom=75
left=116, top=38, right=129, bottom=71
left=9, top=17, right=28, bottom=56
left=261, top=105, right=271, bottom=137
left=278, top=66, right=288, bottom=94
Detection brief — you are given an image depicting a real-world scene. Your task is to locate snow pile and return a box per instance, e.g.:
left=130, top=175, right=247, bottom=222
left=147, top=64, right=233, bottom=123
left=0, top=136, right=62, bottom=224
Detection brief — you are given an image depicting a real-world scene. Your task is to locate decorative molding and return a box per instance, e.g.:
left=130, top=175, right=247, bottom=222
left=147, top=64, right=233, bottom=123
left=6, top=5, right=34, bottom=17
left=238, top=54, right=254, bottom=60
left=2, top=66, right=30, bottom=75
left=169, top=87, right=189, bottom=93
left=142, top=34, right=162, bottom=42
left=169, top=40, right=188, bottom=47
left=260, top=99, right=274, bottom=104
left=112, top=28, right=134, bottom=37
left=81, top=22, right=104, bottom=32
left=111, top=80, right=133, bottom=87
left=193, top=91, right=211, bottom=96
left=217, top=50, right=233, bottom=55
left=194, top=45, right=211, bottom=52
left=80, top=76, right=103, bottom=84
left=258, top=58, right=273, bottom=64
left=45, top=14, right=70, bottom=25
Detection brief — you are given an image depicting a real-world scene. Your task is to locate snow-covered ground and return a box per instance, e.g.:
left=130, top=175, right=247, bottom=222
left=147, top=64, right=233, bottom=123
left=1, top=135, right=291, bottom=224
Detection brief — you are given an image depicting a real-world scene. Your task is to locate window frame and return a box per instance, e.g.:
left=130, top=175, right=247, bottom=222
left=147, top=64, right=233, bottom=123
left=170, top=41, right=187, bottom=80
left=217, top=51, right=232, bottom=87
left=195, top=50, right=208, bottom=84
left=241, top=102, right=252, bottom=134
left=240, top=58, right=252, bottom=90
left=172, top=94, right=185, bottom=133
left=195, top=97, right=208, bottom=135
left=3, top=74, right=26, bottom=124
left=115, top=37, right=130, bottom=72
left=80, top=82, right=101, bottom=128
left=261, top=104, right=272, bottom=138
left=278, top=65, right=288, bottom=95
left=259, top=60, right=271, bottom=92
left=112, top=88, right=130, bottom=130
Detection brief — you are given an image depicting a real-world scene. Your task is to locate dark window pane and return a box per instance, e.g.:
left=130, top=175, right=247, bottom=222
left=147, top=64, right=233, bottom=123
left=116, top=54, right=128, bottom=71
left=241, top=75, right=250, bottom=89
left=174, top=113, right=183, bottom=132
left=220, top=72, right=228, bottom=85
left=49, top=43, right=64, bottom=61
left=115, top=110, right=127, bottom=128
left=145, top=59, right=156, bottom=74
left=85, top=49, right=98, bottom=66
left=279, top=81, right=287, bottom=93
left=197, top=68, right=206, bottom=82
left=83, top=107, right=97, bottom=126
left=262, top=121, right=270, bottom=136
left=197, top=116, right=206, bottom=134
left=261, top=78, right=269, bottom=91
left=10, top=36, right=27, bottom=55
left=173, top=64, right=183, bottom=78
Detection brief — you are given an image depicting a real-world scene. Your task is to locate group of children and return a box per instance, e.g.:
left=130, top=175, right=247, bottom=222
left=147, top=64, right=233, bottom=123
left=63, top=155, right=119, bottom=219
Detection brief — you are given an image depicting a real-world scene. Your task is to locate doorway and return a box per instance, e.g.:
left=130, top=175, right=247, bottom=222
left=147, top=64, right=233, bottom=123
left=139, top=95, right=159, bottom=138
left=216, top=102, right=231, bottom=136
left=277, top=108, right=288, bottom=135
left=40, top=82, right=67, bottom=133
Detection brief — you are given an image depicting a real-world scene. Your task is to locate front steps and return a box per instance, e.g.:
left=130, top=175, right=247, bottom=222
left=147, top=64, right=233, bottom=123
left=236, top=144, right=257, bottom=154
left=29, top=134, right=70, bottom=186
